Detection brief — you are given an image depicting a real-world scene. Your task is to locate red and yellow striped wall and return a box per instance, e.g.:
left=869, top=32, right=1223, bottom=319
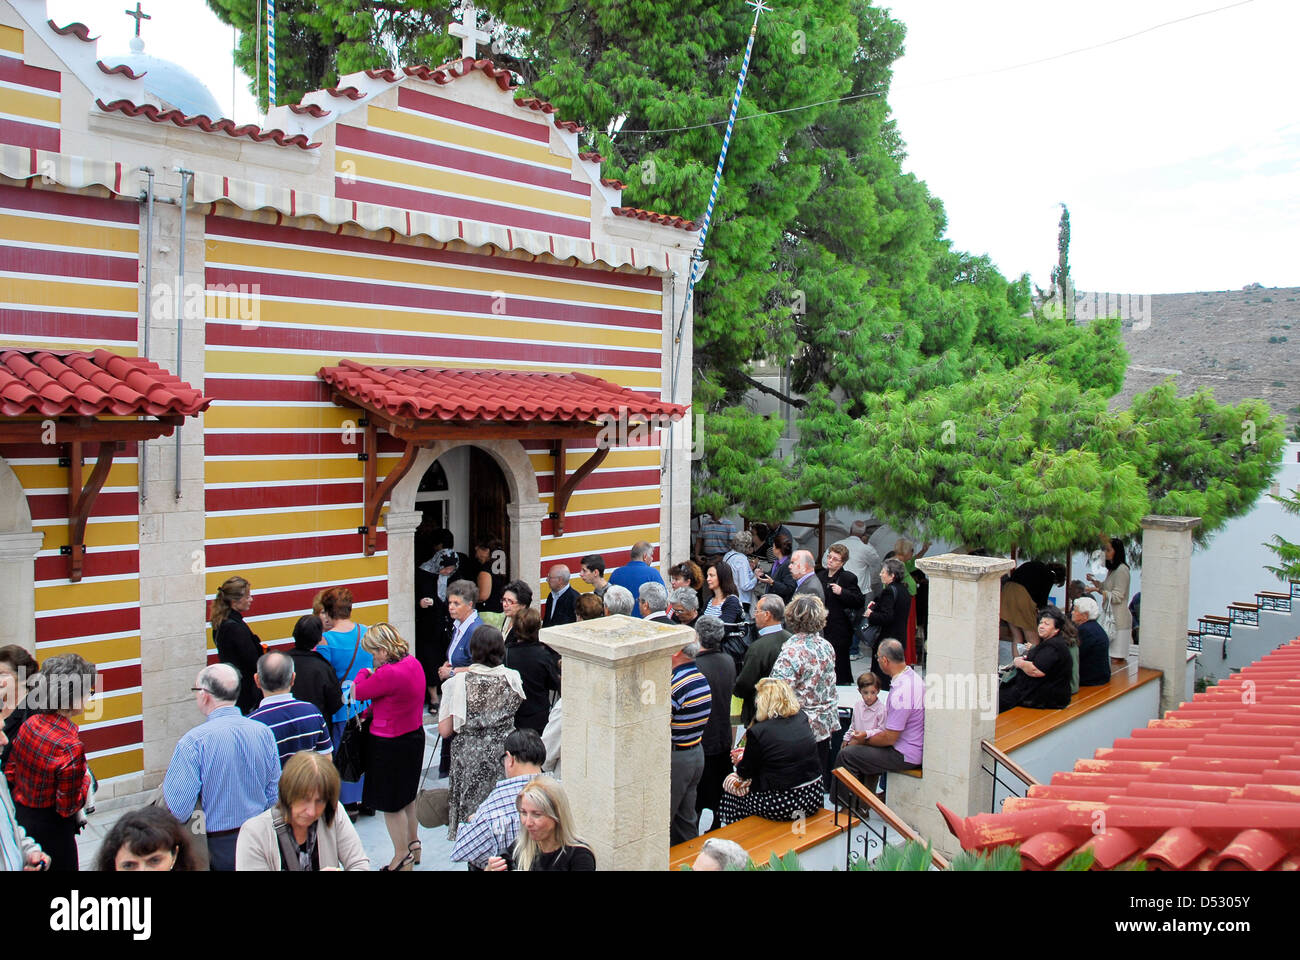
left=204, top=210, right=665, bottom=637
left=336, top=87, right=593, bottom=239
left=0, top=184, right=142, bottom=783
left=0, top=23, right=60, bottom=152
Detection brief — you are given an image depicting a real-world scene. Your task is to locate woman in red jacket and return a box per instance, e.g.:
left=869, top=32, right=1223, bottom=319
left=352, top=623, right=426, bottom=871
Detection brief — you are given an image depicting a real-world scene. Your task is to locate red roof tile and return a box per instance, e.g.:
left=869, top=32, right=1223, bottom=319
left=325, top=86, right=367, bottom=101
left=0, top=349, right=211, bottom=419
left=612, top=206, right=698, bottom=232
left=288, top=103, right=330, bottom=117
left=601, top=177, right=627, bottom=190
left=47, top=20, right=96, bottom=43
left=941, top=639, right=1300, bottom=870
left=319, top=360, right=686, bottom=423
left=95, top=99, right=319, bottom=150
left=579, top=151, right=605, bottom=164
left=97, top=62, right=144, bottom=80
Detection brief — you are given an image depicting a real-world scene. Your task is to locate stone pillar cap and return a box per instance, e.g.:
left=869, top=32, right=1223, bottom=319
left=1140, top=515, right=1202, bottom=531
left=542, top=614, right=694, bottom=665
left=916, top=553, right=1014, bottom=581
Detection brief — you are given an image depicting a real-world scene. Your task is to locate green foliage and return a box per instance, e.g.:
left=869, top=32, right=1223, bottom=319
left=860, top=838, right=935, bottom=871
left=1129, top=382, right=1287, bottom=546
left=1263, top=484, right=1300, bottom=582
left=946, top=844, right=1022, bottom=871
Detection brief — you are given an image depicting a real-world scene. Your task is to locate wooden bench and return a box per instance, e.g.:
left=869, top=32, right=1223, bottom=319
left=668, top=808, right=847, bottom=870
left=994, top=665, right=1161, bottom=753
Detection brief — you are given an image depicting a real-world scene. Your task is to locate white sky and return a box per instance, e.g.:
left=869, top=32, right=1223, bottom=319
left=44, top=0, right=1299, bottom=295
left=883, top=0, right=1299, bottom=294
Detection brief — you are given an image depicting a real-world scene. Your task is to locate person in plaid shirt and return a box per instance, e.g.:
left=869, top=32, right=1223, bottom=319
left=452, top=728, right=546, bottom=870
left=2, top=654, right=94, bottom=872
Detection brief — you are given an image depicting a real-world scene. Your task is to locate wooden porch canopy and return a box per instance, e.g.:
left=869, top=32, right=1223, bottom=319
left=319, top=359, right=688, bottom=555
left=0, top=349, right=211, bottom=581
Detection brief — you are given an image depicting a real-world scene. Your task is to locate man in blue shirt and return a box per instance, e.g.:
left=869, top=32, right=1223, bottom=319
left=248, top=652, right=333, bottom=767
left=162, top=663, right=280, bottom=871
left=607, top=541, right=666, bottom=618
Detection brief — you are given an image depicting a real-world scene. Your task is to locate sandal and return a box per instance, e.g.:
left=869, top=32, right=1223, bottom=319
left=408, top=840, right=422, bottom=865
left=381, top=853, right=415, bottom=872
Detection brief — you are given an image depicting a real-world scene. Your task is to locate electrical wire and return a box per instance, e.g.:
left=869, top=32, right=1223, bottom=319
left=615, top=0, right=1257, bottom=135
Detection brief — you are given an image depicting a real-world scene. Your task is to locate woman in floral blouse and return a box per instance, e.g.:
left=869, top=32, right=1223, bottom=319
left=770, top=595, right=840, bottom=781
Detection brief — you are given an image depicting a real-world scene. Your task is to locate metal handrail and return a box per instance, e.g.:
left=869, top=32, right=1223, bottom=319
left=830, top=767, right=949, bottom=870
left=980, top=739, right=1039, bottom=813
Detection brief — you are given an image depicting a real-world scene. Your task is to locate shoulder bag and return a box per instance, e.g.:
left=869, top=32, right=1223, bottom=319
left=334, top=626, right=369, bottom=782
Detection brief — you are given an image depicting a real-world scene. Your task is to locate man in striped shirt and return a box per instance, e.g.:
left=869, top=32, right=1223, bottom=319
left=248, top=652, right=333, bottom=767
left=669, top=646, right=711, bottom=845
left=162, top=663, right=280, bottom=872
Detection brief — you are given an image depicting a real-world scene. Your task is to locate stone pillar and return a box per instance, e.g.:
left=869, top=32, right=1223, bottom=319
left=136, top=175, right=210, bottom=797
left=541, top=614, right=695, bottom=870
left=508, top=501, right=547, bottom=608
left=381, top=509, right=422, bottom=648
left=0, top=531, right=43, bottom=654
left=894, top=553, right=1014, bottom=861
left=1139, top=515, right=1200, bottom=717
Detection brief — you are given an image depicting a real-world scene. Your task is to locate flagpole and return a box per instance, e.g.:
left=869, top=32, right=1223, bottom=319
left=266, top=0, right=277, bottom=108
left=670, top=0, right=769, bottom=398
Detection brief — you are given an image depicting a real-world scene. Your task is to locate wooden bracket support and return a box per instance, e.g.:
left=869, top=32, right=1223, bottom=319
left=361, top=424, right=420, bottom=556
left=550, top=440, right=609, bottom=537
left=65, top=440, right=122, bottom=582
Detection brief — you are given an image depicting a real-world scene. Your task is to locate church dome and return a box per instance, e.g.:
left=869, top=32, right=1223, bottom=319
left=104, top=35, right=225, bottom=119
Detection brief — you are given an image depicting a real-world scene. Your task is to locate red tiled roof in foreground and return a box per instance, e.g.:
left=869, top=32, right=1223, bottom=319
left=95, top=99, right=319, bottom=150
left=319, top=360, right=685, bottom=424
left=612, top=206, right=698, bottom=232
left=0, top=349, right=211, bottom=419
left=941, top=639, right=1300, bottom=870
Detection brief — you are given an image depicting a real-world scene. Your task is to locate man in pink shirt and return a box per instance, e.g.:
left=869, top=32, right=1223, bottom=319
left=832, top=639, right=923, bottom=802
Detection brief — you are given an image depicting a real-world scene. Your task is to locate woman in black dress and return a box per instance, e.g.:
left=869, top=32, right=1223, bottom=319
left=819, top=543, right=864, bottom=685
left=502, top=607, right=560, bottom=734
left=211, top=577, right=262, bottom=714
left=999, top=606, right=1075, bottom=712
left=416, top=549, right=460, bottom=709
left=866, top=558, right=910, bottom=691
left=470, top=538, right=508, bottom=615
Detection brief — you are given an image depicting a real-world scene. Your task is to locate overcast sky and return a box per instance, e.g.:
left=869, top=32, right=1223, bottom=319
left=46, top=0, right=1297, bottom=295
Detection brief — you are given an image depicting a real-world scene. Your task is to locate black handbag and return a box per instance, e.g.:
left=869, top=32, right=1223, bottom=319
left=333, top=627, right=368, bottom=782
left=720, top=620, right=754, bottom=673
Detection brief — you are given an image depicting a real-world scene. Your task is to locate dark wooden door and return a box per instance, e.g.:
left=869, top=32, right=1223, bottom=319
left=469, top=446, right=510, bottom=574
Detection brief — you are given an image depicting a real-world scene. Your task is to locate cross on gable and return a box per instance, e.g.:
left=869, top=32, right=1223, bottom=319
left=449, top=1, right=492, bottom=60
left=125, top=2, right=151, bottom=38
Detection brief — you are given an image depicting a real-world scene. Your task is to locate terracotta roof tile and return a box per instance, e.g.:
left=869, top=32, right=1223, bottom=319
left=97, top=62, right=144, bottom=80
left=288, top=103, right=330, bottom=117
left=579, top=151, right=605, bottom=164
left=95, top=99, right=319, bottom=150
left=941, top=639, right=1300, bottom=870
left=47, top=20, right=96, bottom=43
left=611, top=206, right=698, bottom=232
left=325, top=86, right=367, bottom=101
left=0, top=349, right=211, bottom=419
left=600, top=177, right=626, bottom=190
left=319, top=360, right=686, bottom=423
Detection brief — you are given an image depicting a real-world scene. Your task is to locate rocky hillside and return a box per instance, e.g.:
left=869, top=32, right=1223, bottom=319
left=1108, top=284, right=1299, bottom=431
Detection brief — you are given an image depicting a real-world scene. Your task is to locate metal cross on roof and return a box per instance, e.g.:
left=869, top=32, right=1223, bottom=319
left=449, top=1, right=492, bottom=60
left=745, top=0, right=773, bottom=15
left=125, top=2, right=150, bottom=38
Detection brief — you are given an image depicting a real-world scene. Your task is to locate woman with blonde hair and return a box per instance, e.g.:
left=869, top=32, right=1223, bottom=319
left=211, top=576, right=262, bottom=714
left=485, top=777, right=594, bottom=871
left=717, top=677, right=822, bottom=826
left=353, top=623, right=426, bottom=870
left=236, top=752, right=369, bottom=871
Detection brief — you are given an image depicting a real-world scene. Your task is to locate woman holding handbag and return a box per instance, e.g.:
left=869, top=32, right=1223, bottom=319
left=1087, top=537, right=1132, bottom=662
left=316, top=587, right=372, bottom=813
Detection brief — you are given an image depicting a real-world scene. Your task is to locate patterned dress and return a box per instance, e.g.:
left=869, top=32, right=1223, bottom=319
left=769, top=633, right=839, bottom=742
left=447, top=673, right=523, bottom=840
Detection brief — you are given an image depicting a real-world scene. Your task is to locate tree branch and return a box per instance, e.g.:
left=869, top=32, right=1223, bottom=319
left=739, top=372, right=807, bottom=409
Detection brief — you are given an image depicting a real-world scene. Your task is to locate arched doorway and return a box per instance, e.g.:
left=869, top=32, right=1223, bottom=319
left=0, top=456, right=42, bottom=654
left=384, top=440, right=545, bottom=657
left=411, top=447, right=511, bottom=572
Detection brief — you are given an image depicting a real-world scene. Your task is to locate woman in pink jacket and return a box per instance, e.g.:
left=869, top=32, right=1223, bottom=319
left=353, top=623, right=427, bottom=871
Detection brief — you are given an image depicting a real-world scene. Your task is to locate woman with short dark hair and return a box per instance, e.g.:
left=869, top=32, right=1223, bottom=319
left=500, top=579, right=533, bottom=642
left=437, top=625, right=524, bottom=839
left=866, top=558, right=910, bottom=690
left=504, top=608, right=561, bottom=735
left=0, top=644, right=38, bottom=771
left=96, top=806, right=198, bottom=871
left=999, top=606, right=1075, bottom=712
left=285, top=615, right=343, bottom=725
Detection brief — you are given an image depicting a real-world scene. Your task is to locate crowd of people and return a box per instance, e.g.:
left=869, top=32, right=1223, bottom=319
left=1, top=515, right=949, bottom=872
